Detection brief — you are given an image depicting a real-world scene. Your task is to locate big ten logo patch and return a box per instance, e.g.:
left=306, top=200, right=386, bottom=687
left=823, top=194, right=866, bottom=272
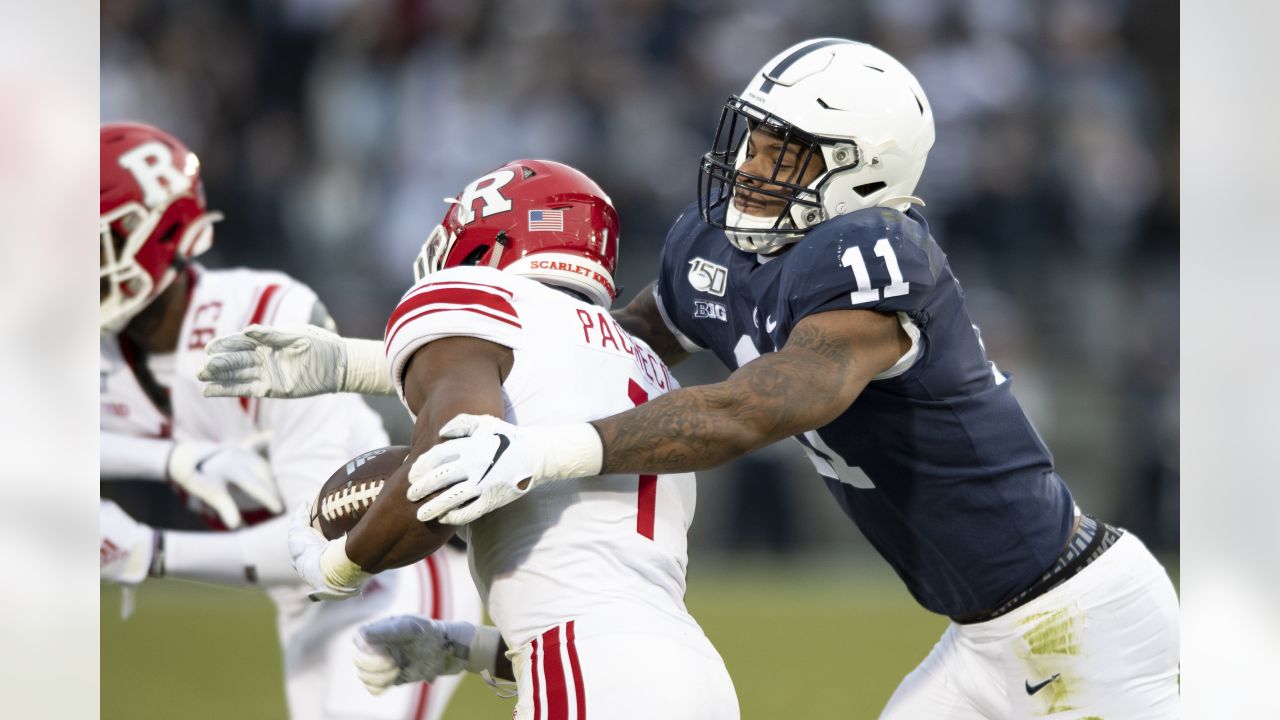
left=187, top=301, right=223, bottom=350
left=693, top=299, right=727, bottom=322
left=687, top=258, right=728, bottom=296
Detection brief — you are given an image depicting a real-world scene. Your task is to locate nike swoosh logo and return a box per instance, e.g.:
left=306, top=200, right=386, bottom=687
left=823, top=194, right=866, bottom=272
left=765, top=316, right=778, bottom=333
left=194, top=452, right=219, bottom=473
left=1025, top=673, right=1061, bottom=696
left=478, top=433, right=511, bottom=483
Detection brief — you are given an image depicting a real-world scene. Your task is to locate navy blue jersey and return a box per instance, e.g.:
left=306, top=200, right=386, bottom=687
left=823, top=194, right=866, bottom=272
left=656, top=201, right=1075, bottom=617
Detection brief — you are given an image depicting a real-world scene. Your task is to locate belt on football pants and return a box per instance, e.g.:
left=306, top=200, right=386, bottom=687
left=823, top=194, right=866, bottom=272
left=952, top=514, right=1124, bottom=625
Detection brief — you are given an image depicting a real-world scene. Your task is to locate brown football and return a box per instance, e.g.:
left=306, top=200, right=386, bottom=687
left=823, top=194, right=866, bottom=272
left=311, top=446, right=407, bottom=539
left=311, top=445, right=455, bottom=572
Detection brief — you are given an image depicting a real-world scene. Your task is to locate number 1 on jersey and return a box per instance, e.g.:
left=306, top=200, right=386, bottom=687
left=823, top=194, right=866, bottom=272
left=627, top=379, right=657, bottom=540
left=841, top=238, right=909, bottom=305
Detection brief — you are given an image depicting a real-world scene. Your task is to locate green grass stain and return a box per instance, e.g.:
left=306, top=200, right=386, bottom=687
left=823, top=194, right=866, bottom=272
left=1016, top=604, right=1083, bottom=714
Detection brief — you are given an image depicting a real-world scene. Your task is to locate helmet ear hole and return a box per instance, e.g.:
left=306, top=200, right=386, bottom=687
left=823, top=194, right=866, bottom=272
left=459, top=245, right=490, bottom=266
left=854, top=181, right=887, bottom=197
left=156, top=221, right=181, bottom=245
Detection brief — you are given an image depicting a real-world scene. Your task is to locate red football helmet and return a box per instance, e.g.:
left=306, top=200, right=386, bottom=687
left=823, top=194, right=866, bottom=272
left=414, top=159, right=620, bottom=307
left=100, top=122, right=222, bottom=334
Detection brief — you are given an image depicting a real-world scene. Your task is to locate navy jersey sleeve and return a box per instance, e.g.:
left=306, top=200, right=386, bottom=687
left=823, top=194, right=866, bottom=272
left=781, top=207, right=944, bottom=324
left=654, top=203, right=711, bottom=351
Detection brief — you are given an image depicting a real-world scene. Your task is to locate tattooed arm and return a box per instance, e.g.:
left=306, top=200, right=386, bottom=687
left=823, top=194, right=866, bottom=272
left=611, top=281, right=691, bottom=367
left=405, top=308, right=909, bottom=526
left=592, top=308, right=909, bottom=474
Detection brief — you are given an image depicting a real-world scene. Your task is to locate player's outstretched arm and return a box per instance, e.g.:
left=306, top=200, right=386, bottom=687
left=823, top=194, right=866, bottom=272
left=591, top=308, right=904, bottom=472
left=611, top=281, right=690, bottom=367
left=408, top=309, right=907, bottom=525
left=197, top=323, right=396, bottom=398
left=100, top=431, right=281, bottom=529
left=341, top=336, right=512, bottom=574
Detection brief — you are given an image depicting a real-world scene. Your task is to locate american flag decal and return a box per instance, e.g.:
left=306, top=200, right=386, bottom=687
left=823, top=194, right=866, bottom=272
left=528, top=209, right=565, bottom=232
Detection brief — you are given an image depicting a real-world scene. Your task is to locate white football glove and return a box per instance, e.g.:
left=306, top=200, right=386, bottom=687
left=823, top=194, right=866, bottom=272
left=100, top=499, right=158, bottom=586
left=287, top=504, right=370, bottom=601
left=166, top=435, right=281, bottom=529
left=407, top=414, right=603, bottom=525
left=353, top=616, right=503, bottom=695
left=197, top=323, right=394, bottom=398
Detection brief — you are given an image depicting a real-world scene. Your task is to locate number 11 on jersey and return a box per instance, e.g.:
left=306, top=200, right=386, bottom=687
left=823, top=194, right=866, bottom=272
left=627, top=379, right=658, bottom=540
left=841, top=238, right=909, bottom=305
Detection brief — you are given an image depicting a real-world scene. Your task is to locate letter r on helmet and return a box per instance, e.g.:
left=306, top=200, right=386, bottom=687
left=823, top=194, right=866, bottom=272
left=118, top=140, right=193, bottom=208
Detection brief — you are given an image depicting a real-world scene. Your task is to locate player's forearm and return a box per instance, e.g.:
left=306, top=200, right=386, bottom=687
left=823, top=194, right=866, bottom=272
left=162, top=515, right=301, bottom=588
left=593, top=321, right=866, bottom=475
left=348, top=340, right=507, bottom=571
left=100, top=433, right=172, bottom=481
left=592, top=381, right=783, bottom=474
left=346, top=464, right=451, bottom=573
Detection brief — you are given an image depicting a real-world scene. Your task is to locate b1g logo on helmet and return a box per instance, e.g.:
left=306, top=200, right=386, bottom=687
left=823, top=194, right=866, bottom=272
left=117, top=140, right=193, bottom=208
left=687, top=258, right=728, bottom=297
left=457, top=169, right=515, bottom=225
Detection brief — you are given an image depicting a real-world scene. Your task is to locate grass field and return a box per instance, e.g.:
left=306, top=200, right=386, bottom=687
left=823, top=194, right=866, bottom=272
left=102, top=553, right=1180, bottom=718
left=102, top=556, right=950, bottom=719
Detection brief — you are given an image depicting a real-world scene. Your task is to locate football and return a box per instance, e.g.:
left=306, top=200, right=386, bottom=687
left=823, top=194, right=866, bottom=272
left=311, top=445, right=406, bottom=539
left=311, top=445, right=455, bottom=572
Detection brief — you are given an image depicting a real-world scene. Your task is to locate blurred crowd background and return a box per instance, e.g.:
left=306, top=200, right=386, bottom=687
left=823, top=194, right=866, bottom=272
left=101, top=0, right=1178, bottom=555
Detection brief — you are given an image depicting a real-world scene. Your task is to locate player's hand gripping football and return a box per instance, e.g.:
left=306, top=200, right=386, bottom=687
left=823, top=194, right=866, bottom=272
left=166, top=434, right=282, bottom=529
left=198, top=323, right=394, bottom=398
left=407, top=414, right=603, bottom=525
left=352, top=616, right=503, bottom=694
left=287, top=504, right=370, bottom=601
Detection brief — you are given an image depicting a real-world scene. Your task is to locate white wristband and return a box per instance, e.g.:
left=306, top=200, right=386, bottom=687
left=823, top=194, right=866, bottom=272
left=341, top=338, right=397, bottom=396
left=529, top=423, right=603, bottom=482
left=465, top=625, right=505, bottom=675
left=319, top=536, right=371, bottom=589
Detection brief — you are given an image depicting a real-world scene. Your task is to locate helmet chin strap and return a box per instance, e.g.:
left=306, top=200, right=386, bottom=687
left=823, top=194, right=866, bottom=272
left=724, top=203, right=803, bottom=255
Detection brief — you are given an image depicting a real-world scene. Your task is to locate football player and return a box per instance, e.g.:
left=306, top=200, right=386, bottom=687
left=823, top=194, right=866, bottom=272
left=222, top=160, right=739, bottom=719
left=201, top=41, right=1179, bottom=718
left=98, top=122, right=481, bottom=720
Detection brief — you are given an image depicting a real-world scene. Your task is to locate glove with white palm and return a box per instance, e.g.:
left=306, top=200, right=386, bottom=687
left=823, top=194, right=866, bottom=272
left=406, top=414, right=603, bottom=526
left=197, top=324, right=393, bottom=398
left=100, top=499, right=160, bottom=585
left=353, top=616, right=503, bottom=695
left=287, top=504, right=370, bottom=602
left=166, top=435, right=282, bottom=529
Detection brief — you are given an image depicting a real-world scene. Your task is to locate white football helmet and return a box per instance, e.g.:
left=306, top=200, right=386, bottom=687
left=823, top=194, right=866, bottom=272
left=698, top=39, right=935, bottom=254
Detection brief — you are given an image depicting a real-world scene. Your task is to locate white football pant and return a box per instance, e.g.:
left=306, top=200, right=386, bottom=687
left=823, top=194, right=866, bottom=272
left=510, top=615, right=740, bottom=720
left=881, top=531, right=1179, bottom=719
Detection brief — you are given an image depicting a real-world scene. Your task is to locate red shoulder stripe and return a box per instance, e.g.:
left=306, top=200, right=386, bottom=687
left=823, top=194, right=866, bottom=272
left=386, top=286, right=519, bottom=339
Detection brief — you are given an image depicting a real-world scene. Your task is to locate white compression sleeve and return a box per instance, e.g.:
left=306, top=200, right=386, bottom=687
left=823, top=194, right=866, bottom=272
left=341, top=338, right=397, bottom=396
left=100, top=432, right=172, bottom=481
left=161, top=515, right=301, bottom=588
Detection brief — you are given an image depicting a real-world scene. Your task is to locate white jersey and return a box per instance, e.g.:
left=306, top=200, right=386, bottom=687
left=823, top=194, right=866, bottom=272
left=385, top=266, right=698, bottom=647
left=100, top=265, right=387, bottom=524
left=100, top=265, right=485, bottom=720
